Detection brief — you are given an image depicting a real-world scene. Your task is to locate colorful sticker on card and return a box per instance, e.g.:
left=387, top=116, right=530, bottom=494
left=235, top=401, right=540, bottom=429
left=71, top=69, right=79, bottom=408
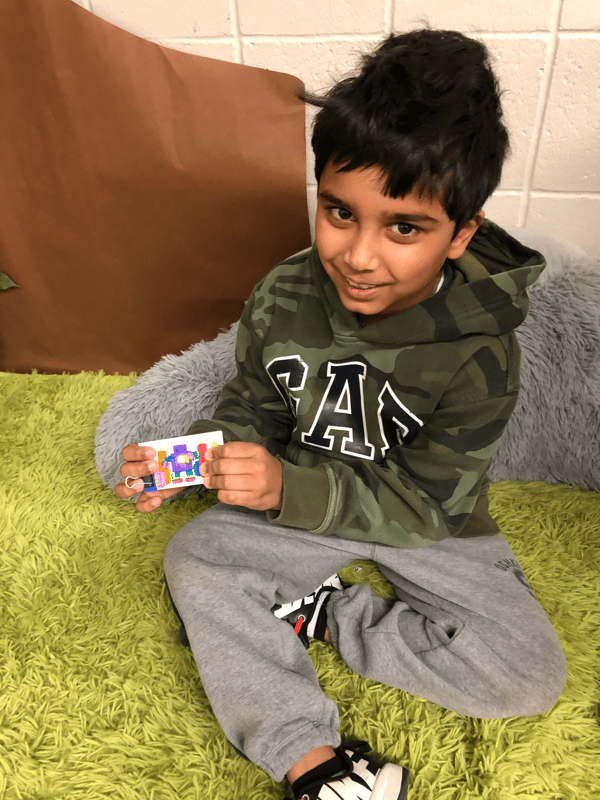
left=138, top=431, right=224, bottom=492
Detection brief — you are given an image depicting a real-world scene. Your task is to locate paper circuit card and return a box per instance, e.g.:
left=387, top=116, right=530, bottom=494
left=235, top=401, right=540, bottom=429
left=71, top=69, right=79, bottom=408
left=138, top=431, right=224, bottom=492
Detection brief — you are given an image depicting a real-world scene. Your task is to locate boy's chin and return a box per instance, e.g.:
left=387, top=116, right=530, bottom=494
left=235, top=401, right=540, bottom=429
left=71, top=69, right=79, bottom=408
left=340, top=298, right=395, bottom=322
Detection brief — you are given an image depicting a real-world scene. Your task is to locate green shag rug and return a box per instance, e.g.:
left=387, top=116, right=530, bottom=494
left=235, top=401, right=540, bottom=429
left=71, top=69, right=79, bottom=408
left=1, top=371, right=599, bottom=800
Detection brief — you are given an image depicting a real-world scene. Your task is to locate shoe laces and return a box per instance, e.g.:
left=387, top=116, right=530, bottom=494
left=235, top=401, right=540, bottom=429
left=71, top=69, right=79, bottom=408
left=290, top=741, right=371, bottom=799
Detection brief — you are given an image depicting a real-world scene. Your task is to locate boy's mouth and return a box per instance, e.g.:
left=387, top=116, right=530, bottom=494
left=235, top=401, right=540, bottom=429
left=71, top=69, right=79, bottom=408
left=344, top=277, right=382, bottom=300
left=347, top=278, right=378, bottom=289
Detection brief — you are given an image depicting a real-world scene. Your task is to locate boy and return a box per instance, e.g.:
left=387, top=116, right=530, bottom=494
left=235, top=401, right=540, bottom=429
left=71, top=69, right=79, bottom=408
left=116, top=29, right=567, bottom=800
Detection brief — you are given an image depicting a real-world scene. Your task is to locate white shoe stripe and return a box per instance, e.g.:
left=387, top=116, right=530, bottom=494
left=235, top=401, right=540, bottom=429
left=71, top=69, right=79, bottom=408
left=371, top=764, right=407, bottom=800
left=319, top=783, right=345, bottom=800
left=272, top=573, right=342, bottom=620
left=320, top=774, right=371, bottom=800
left=273, top=596, right=307, bottom=619
left=315, top=757, right=376, bottom=800
left=349, top=757, right=376, bottom=799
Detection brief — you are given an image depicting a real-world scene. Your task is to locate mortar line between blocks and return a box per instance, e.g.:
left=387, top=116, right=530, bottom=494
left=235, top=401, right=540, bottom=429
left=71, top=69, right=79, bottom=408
left=384, top=0, right=395, bottom=33
left=229, top=0, right=243, bottom=63
left=517, top=0, right=565, bottom=227
left=240, top=33, right=394, bottom=44
left=530, top=191, right=600, bottom=199
left=238, top=31, right=571, bottom=43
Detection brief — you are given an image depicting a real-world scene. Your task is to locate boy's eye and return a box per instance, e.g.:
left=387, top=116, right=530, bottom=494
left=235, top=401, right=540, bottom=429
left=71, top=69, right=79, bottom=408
left=391, top=222, right=417, bottom=237
left=329, top=206, right=353, bottom=221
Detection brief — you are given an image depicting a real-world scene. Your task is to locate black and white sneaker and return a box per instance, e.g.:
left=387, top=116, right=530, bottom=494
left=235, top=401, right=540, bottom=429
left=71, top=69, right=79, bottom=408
left=271, top=573, right=344, bottom=649
left=288, top=740, right=409, bottom=800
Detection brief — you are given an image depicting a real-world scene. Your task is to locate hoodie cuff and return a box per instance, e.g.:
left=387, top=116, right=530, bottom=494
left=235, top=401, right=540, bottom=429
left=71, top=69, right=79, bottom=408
left=266, top=460, right=332, bottom=531
left=186, top=419, right=218, bottom=436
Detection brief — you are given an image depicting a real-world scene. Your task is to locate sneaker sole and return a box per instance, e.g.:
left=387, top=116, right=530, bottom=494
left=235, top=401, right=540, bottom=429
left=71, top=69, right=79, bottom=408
left=371, top=763, right=409, bottom=800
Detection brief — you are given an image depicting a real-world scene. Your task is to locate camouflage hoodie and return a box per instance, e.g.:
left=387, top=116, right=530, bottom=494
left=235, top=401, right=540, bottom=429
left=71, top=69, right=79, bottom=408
left=188, top=220, right=545, bottom=549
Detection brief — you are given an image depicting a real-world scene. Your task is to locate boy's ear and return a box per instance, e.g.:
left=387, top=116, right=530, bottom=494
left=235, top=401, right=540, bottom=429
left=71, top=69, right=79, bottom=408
left=447, top=210, right=485, bottom=260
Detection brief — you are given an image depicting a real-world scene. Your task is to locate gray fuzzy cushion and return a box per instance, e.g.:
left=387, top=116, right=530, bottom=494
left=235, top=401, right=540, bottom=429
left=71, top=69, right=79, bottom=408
left=488, top=261, right=600, bottom=490
left=94, top=322, right=239, bottom=498
left=95, top=237, right=600, bottom=494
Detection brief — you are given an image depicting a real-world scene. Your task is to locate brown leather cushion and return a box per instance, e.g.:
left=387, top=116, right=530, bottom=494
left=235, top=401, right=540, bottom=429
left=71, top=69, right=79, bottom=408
left=0, top=0, right=310, bottom=373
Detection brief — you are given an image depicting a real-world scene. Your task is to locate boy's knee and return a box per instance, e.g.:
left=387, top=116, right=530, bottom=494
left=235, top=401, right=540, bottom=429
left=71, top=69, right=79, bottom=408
left=163, top=526, right=191, bottom=573
left=443, top=619, right=567, bottom=719
left=519, top=637, right=567, bottom=716
left=163, top=534, right=179, bottom=581
left=163, top=520, right=211, bottom=581
left=487, top=632, right=567, bottom=718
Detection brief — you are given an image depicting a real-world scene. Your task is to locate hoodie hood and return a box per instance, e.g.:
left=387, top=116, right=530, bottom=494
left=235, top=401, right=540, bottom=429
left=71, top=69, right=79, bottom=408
left=312, top=219, right=546, bottom=346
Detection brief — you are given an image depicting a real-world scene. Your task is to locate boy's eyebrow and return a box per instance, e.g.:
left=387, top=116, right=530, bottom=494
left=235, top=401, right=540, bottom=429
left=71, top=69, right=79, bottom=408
left=318, top=189, right=439, bottom=223
left=387, top=212, right=439, bottom=224
left=318, top=190, right=348, bottom=206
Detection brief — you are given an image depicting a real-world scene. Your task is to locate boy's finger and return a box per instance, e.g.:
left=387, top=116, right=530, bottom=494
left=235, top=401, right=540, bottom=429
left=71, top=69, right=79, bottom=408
left=121, top=444, right=156, bottom=462
left=114, top=482, right=181, bottom=506
left=201, top=457, right=253, bottom=476
left=204, top=474, right=252, bottom=493
left=203, top=444, right=221, bottom=461
left=206, top=441, right=262, bottom=461
left=114, top=480, right=144, bottom=498
left=135, top=486, right=183, bottom=513
left=119, top=459, right=160, bottom=480
left=136, top=494, right=163, bottom=513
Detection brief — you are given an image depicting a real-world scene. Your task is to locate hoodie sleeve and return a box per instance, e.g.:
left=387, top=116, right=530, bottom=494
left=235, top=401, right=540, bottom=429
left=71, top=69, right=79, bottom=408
left=268, top=337, right=519, bottom=548
left=186, top=285, right=296, bottom=453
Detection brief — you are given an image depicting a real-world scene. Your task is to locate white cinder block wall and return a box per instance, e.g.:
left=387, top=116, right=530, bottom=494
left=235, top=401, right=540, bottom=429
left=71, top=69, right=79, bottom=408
left=77, top=0, right=599, bottom=255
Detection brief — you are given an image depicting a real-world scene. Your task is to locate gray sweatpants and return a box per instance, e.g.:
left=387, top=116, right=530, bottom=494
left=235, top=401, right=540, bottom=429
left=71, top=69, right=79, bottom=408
left=163, top=503, right=567, bottom=782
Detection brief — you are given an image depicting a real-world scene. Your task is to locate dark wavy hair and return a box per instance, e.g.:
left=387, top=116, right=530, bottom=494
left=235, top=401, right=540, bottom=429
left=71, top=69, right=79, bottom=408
left=303, top=29, right=509, bottom=233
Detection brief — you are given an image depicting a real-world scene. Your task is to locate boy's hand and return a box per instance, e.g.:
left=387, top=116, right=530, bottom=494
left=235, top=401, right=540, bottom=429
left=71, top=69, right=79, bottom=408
left=115, top=444, right=184, bottom=513
left=200, top=442, right=283, bottom=512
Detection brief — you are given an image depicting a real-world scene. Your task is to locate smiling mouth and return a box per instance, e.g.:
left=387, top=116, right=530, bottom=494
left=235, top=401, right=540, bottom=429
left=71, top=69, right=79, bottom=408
left=347, top=278, right=379, bottom=289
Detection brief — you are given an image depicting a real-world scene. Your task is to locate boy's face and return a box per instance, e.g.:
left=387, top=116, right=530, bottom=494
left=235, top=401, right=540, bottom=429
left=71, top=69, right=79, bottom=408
left=315, top=160, right=484, bottom=323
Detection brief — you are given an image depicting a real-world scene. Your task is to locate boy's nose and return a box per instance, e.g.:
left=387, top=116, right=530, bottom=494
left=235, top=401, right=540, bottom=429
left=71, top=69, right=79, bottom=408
left=343, top=231, right=378, bottom=272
